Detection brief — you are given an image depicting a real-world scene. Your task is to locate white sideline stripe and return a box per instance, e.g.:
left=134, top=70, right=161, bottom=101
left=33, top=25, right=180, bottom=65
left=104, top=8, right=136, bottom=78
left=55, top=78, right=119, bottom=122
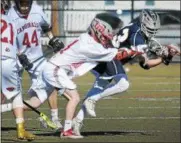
left=143, top=82, right=180, bottom=85
left=84, top=117, right=181, bottom=120
left=22, top=89, right=180, bottom=93
left=56, top=97, right=180, bottom=101
left=23, top=76, right=181, bottom=81
left=2, top=117, right=180, bottom=121
left=37, top=106, right=180, bottom=110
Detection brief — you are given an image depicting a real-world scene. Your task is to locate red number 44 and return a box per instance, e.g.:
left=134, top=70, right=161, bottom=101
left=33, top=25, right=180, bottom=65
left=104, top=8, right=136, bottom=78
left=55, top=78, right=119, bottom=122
left=23, top=30, right=39, bottom=47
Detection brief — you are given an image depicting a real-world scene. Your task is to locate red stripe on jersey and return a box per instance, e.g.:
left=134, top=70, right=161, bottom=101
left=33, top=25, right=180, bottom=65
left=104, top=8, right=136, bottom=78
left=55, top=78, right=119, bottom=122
left=60, top=39, right=79, bottom=54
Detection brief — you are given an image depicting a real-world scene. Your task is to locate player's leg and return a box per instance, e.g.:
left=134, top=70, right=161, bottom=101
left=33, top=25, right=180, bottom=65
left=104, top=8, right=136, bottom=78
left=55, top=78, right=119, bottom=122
left=28, top=60, right=62, bottom=129
left=73, top=64, right=110, bottom=135
left=1, top=66, right=24, bottom=113
left=84, top=60, right=129, bottom=117
left=47, top=90, right=62, bottom=129
left=42, top=63, right=83, bottom=138
left=1, top=59, right=35, bottom=140
left=61, top=89, right=83, bottom=138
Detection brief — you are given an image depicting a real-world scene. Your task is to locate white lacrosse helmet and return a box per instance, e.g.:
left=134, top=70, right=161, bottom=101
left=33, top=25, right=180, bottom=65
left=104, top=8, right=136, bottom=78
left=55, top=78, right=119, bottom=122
left=139, top=9, right=160, bottom=39
left=89, top=13, right=123, bottom=48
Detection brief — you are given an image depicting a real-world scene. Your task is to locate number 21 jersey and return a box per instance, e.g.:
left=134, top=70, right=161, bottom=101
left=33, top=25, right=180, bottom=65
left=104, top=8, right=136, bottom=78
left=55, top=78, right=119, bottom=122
left=1, top=14, right=17, bottom=59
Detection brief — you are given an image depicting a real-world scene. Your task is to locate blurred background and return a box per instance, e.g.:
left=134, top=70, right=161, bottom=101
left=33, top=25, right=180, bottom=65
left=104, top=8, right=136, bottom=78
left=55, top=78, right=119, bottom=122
left=35, top=0, right=180, bottom=62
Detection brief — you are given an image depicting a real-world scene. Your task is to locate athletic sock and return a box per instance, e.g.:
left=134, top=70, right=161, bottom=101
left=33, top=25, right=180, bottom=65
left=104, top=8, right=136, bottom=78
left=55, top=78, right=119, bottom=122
left=16, top=118, right=24, bottom=124
left=63, top=120, right=72, bottom=131
left=51, top=109, right=58, bottom=120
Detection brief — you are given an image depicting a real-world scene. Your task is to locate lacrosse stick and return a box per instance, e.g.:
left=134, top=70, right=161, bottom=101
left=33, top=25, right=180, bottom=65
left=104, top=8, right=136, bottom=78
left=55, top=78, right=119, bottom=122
left=23, top=100, right=57, bottom=129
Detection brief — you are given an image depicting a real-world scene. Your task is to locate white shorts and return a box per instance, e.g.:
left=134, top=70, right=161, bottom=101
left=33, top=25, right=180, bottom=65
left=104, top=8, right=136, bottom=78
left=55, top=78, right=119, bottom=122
left=1, top=58, right=21, bottom=100
left=18, top=58, right=49, bottom=102
left=28, top=70, right=55, bottom=103
left=42, top=62, right=77, bottom=90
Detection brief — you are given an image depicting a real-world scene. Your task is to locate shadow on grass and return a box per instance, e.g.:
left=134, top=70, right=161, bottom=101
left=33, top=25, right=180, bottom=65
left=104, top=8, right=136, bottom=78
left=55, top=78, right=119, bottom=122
left=1, top=127, right=16, bottom=131
left=2, top=127, right=154, bottom=137
left=81, top=130, right=153, bottom=136
left=34, top=130, right=154, bottom=137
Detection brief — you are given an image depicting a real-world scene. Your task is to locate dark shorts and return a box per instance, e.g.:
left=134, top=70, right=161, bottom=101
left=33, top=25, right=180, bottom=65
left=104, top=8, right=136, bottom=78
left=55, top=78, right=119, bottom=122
left=92, top=59, right=126, bottom=76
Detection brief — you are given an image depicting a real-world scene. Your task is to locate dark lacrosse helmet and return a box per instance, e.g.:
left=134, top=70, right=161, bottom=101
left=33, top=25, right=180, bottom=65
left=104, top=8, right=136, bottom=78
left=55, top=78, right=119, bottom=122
left=14, top=0, right=33, bottom=16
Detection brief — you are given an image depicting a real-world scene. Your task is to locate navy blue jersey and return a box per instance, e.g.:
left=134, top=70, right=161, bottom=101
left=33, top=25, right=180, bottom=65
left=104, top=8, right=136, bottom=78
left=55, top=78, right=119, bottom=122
left=115, top=21, right=148, bottom=48
left=112, top=21, right=149, bottom=64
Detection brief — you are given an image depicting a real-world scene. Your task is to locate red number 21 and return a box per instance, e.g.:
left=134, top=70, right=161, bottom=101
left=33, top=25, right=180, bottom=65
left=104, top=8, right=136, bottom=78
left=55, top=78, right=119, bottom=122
left=1, top=19, right=14, bottom=45
left=23, top=30, right=39, bottom=47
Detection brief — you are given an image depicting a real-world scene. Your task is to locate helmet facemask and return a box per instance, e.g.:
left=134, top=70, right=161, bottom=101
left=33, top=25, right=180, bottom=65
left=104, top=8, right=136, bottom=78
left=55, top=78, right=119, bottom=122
left=14, top=0, right=33, bottom=16
left=140, top=9, right=160, bottom=39
left=1, top=0, right=10, bottom=14
left=91, top=18, right=115, bottom=48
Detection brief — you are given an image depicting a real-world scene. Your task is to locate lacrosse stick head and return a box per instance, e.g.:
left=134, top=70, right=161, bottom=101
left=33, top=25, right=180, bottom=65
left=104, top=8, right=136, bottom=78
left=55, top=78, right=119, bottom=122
left=148, top=38, right=165, bottom=56
left=166, top=44, right=181, bottom=56
left=40, top=113, right=57, bottom=129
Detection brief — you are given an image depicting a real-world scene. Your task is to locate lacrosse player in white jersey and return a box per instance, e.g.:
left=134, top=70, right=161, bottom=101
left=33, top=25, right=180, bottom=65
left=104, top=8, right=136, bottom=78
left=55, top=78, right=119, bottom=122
left=1, top=0, right=35, bottom=140
left=31, top=12, right=145, bottom=139
left=2, top=0, right=64, bottom=129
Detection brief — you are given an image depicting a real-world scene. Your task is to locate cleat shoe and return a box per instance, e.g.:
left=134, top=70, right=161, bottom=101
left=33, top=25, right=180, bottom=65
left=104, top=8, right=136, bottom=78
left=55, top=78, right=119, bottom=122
left=52, top=118, right=63, bottom=130
left=72, top=118, right=83, bottom=136
left=17, top=122, right=35, bottom=141
left=84, top=98, right=96, bottom=117
left=60, top=129, right=83, bottom=139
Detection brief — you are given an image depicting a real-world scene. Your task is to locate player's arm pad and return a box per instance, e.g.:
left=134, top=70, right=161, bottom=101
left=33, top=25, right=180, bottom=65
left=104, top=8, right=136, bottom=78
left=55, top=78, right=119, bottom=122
left=18, top=54, right=33, bottom=70
left=48, top=36, right=65, bottom=52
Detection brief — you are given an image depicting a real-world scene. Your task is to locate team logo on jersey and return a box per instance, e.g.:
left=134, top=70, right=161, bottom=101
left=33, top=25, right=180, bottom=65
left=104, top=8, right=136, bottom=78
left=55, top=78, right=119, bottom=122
left=17, top=22, right=39, bottom=34
left=5, top=47, right=10, bottom=52
left=6, top=87, right=15, bottom=92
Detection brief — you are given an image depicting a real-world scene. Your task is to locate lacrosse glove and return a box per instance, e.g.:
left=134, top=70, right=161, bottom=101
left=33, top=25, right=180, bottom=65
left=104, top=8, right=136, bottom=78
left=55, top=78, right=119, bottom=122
left=49, top=37, right=64, bottom=53
left=18, top=54, right=33, bottom=70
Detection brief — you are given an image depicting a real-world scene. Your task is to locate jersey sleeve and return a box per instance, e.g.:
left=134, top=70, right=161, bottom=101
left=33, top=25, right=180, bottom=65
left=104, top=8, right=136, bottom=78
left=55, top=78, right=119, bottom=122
left=83, top=43, right=118, bottom=62
left=38, top=6, right=52, bottom=33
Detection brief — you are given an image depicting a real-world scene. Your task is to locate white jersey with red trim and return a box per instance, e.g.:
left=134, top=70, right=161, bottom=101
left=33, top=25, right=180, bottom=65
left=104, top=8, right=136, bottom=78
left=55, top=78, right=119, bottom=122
left=8, top=3, right=51, bottom=61
left=1, top=14, right=17, bottom=59
left=49, top=33, right=118, bottom=76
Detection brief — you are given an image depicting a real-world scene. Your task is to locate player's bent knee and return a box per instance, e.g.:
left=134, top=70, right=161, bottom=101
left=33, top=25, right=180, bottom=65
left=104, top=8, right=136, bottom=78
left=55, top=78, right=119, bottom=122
left=117, top=78, right=129, bottom=93
left=29, top=97, right=42, bottom=108
left=11, top=93, right=23, bottom=109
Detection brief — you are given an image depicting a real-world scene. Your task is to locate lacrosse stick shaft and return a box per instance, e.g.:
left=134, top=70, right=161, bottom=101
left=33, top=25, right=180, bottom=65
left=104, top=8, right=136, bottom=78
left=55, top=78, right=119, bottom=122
left=23, top=100, right=40, bottom=115
left=30, top=45, right=55, bottom=64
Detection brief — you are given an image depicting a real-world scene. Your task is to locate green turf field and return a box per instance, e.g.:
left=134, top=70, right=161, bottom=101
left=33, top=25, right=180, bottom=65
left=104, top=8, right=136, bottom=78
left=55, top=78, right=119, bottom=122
left=1, top=64, right=180, bottom=142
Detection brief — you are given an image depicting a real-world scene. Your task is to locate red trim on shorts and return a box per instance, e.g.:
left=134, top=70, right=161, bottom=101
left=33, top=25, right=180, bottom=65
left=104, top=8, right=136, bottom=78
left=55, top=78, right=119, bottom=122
left=60, top=39, right=79, bottom=54
left=53, top=66, right=61, bottom=87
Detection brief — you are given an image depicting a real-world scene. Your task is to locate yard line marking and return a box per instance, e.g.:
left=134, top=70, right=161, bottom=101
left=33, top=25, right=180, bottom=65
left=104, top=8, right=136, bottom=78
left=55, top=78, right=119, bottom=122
left=143, top=82, right=180, bottom=85
left=36, top=106, right=180, bottom=111
left=54, top=97, right=181, bottom=101
left=85, top=117, right=181, bottom=120
left=2, top=116, right=180, bottom=121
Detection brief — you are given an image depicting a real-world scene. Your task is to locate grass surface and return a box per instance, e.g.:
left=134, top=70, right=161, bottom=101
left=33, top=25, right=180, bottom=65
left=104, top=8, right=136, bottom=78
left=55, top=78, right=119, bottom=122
left=1, top=64, right=180, bottom=142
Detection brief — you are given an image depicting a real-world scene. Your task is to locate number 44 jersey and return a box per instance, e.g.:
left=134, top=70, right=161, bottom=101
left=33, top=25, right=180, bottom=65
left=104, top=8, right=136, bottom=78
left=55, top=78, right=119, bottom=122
left=1, top=14, right=17, bottom=60
left=8, top=3, right=51, bottom=61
